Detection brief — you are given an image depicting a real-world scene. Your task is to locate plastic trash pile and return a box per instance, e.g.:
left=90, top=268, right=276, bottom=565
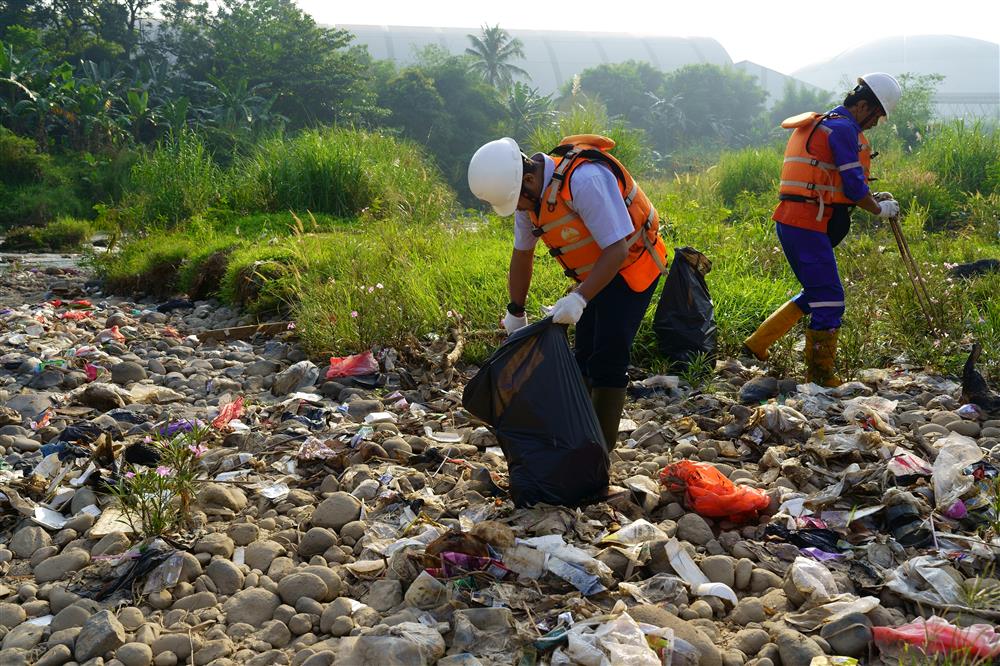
left=1, top=258, right=999, bottom=666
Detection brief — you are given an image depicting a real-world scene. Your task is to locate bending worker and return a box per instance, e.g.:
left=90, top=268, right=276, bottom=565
left=468, top=134, right=668, bottom=449
left=743, top=73, right=902, bottom=386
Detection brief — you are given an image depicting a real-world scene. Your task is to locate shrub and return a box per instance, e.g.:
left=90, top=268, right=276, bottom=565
left=1, top=218, right=92, bottom=251
left=236, top=127, right=454, bottom=224
left=715, top=147, right=781, bottom=206
left=0, top=129, right=49, bottom=185
left=877, top=164, right=961, bottom=228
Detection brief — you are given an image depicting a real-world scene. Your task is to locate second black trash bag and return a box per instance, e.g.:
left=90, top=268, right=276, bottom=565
left=653, top=246, right=717, bottom=367
left=462, top=319, right=610, bottom=507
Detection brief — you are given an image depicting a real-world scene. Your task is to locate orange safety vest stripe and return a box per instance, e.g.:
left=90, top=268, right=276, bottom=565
left=776, top=112, right=871, bottom=232
left=528, top=134, right=668, bottom=293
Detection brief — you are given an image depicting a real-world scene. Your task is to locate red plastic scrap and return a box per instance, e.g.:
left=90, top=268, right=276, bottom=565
left=873, top=616, right=1000, bottom=659
left=84, top=363, right=100, bottom=382
left=660, top=460, right=770, bottom=522
left=326, top=351, right=378, bottom=379
left=59, top=310, right=93, bottom=320
left=212, top=396, right=245, bottom=429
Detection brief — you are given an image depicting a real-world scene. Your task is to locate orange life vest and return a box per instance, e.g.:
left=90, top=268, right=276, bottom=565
left=776, top=112, right=871, bottom=232
left=528, top=134, right=668, bottom=293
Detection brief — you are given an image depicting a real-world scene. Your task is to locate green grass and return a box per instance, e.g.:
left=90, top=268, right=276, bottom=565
left=113, top=131, right=226, bottom=230
left=715, top=146, right=781, bottom=206
left=234, top=127, right=454, bottom=224
left=96, top=123, right=1000, bottom=379
left=1, top=217, right=94, bottom=251
left=918, top=120, right=1000, bottom=196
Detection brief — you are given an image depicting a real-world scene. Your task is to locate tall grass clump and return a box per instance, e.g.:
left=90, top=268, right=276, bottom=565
left=918, top=121, right=1000, bottom=196
left=115, top=131, right=224, bottom=230
left=527, top=100, right=653, bottom=178
left=715, top=146, right=781, bottom=206
left=878, top=162, right=961, bottom=226
left=237, top=127, right=453, bottom=224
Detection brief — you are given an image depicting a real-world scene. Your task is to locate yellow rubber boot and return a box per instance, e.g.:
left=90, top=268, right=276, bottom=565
left=743, top=301, right=805, bottom=361
left=805, top=328, right=843, bottom=387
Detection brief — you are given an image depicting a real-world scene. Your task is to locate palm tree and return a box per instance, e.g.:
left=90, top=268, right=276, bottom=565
left=465, top=25, right=529, bottom=91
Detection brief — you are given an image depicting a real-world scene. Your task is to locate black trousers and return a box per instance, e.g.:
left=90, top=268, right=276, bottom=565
left=574, top=273, right=659, bottom=389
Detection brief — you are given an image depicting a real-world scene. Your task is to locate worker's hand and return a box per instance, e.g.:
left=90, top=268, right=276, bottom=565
left=502, top=311, right=528, bottom=335
left=877, top=199, right=900, bottom=219
left=550, top=292, right=588, bottom=325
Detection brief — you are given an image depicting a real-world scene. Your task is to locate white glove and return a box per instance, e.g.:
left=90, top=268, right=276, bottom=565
left=877, top=199, right=900, bottom=218
left=550, top=292, right=588, bottom=325
left=502, top=311, right=528, bottom=335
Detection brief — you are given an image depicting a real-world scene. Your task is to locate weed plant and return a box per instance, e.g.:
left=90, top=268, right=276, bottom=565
left=109, top=420, right=211, bottom=538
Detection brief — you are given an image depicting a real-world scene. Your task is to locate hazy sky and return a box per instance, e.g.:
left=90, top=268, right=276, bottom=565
left=297, top=0, right=999, bottom=74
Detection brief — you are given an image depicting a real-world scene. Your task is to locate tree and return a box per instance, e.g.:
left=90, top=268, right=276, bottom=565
left=768, top=80, right=836, bottom=129
left=503, top=82, right=554, bottom=144
left=465, top=24, right=528, bottom=91
left=658, top=64, right=767, bottom=149
left=159, top=0, right=377, bottom=129
left=377, top=47, right=504, bottom=198
left=569, top=60, right=666, bottom=129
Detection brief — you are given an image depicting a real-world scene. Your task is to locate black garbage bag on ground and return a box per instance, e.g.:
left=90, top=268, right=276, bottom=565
left=462, top=319, right=609, bottom=507
left=653, top=246, right=717, bottom=367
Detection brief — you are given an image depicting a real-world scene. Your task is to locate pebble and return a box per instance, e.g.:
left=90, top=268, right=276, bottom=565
left=676, top=513, right=714, bottom=545
left=0, top=262, right=993, bottom=666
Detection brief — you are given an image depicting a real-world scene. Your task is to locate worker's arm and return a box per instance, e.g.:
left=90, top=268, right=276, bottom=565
left=508, top=247, right=534, bottom=307
left=827, top=121, right=889, bottom=215
left=855, top=192, right=882, bottom=216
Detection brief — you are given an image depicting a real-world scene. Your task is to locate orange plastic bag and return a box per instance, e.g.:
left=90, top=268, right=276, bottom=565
left=660, top=460, right=770, bottom=522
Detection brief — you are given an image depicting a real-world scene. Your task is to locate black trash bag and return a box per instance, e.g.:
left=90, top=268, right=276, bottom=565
left=653, top=246, right=717, bottom=367
left=462, top=319, right=609, bottom=507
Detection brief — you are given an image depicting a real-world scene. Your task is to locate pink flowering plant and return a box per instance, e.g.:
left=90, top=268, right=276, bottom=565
left=110, top=419, right=212, bottom=537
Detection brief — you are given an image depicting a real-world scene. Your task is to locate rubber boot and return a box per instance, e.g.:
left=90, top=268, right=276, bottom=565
left=743, top=300, right=805, bottom=361
left=805, top=327, right=842, bottom=387
left=591, top=387, right=627, bottom=450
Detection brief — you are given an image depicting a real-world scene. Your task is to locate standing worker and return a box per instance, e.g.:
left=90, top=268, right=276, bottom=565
left=742, top=73, right=903, bottom=386
left=468, top=134, right=668, bottom=449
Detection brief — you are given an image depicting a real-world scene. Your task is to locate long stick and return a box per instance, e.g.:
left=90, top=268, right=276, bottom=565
left=888, top=217, right=939, bottom=331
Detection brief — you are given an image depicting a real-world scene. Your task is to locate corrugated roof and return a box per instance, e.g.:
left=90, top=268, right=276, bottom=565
left=337, top=24, right=733, bottom=94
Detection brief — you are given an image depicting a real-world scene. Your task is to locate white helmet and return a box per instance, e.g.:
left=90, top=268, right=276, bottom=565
left=859, top=72, right=902, bottom=116
left=468, top=137, right=523, bottom=217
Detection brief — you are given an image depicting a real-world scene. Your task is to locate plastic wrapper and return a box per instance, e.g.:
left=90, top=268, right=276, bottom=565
left=462, top=319, right=609, bottom=507
left=785, top=556, right=838, bottom=604
left=932, top=432, right=983, bottom=511
left=326, top=350, right=379, bottom=379
left=873, top=616, right=1000, bottom=659
left=660, top=460, right=770, bottom=522
left=552, top=613, right=665, bottom=666
left=664, top=538, right=738, bottom=604
left=652, top=246, right=716, bottom=368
